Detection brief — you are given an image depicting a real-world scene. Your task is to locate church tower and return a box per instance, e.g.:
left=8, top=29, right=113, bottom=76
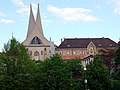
left=23, top=3, right=54, bottom=60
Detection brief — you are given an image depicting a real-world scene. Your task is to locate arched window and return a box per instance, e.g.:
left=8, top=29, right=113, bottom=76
left=89, top=47, right=94, bottom=55
left=44, top=48, right=47, bottom=55
left=44, top=48, right=46, bottom=51
left=34, top=51, right=40, bottom=60
left=31, top=36, right=41, bottom=44
left=29, top=51, right=32, bottom=56
left=41, top=51, right=43, bottom=55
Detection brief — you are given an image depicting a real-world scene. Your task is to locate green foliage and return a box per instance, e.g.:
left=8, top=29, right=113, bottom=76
left=86, top=56, right=112, bottom=90
left=112, top=68, right=120, bottom=80
left=33, top=55, right=84, bottom=90
left=0, top=38, right=84, bottom=90
left=66, top=59, right=83, bottom=79
left=111, top=80, right=120, bottom=90
left=112, top=45, right=120, bottom=80
left=35, top=55, right=72, bottom=90
left=98, top=49, right=115, bottom=72
left=66, top=59, right=84, bottom=90
left=115, top=45, right=120, bottom=66
left=0, top=38, right=36, bottom=90
left=3, top=37, right=117, bottom=90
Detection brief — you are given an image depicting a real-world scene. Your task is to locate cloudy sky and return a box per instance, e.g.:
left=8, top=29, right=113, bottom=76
left=0, top=0, right=120, bottom=51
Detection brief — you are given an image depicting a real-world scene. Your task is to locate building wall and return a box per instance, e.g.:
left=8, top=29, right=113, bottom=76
left=56, top=48, right=87, bottom=56
left=26, top=46, right=50, bottom=61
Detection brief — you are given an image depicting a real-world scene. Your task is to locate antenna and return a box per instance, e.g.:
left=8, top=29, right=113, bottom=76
left=50, top=37, right=51, bottom=41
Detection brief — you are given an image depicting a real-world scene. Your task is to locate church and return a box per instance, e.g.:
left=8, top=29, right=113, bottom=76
left=23, top=3, right=118, bottom=61
left=23, top=3, right=55, bottom=61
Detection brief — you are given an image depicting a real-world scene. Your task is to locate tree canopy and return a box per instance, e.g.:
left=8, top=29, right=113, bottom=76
left=0, top=38, right=36, bottom=90
left=0, top=38, right=84, bottom=90
left=112, top=45, right=120, bottom=80
left=1, top=38, right=120, bottom=89
left=86, top=56, right=112, bottom=90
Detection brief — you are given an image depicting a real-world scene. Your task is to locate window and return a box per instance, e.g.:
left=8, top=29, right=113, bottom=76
left=31, top=36, right=41, bottom=44
left=98, top=44, right=102, bottom=47
left=67, top=45, right=70, bottom=47
left=60, top=51, right=62, bottom=55
left=73, top=51, right=76, bottom=55
left=44, top=48, right=46, bottom=51
left=67, top=51, right=70, bottom=55
left=41, top=51, right=43, bottom=55
left=34, top=51, right=40, bottom=60
left=44, top=48, right=47, bottom=55
left=29, top=51, right=32, bottom=55
left=89, top=47, right=94, bottom=55
left=109, top=44, right=112, bottom=46
left=83, top=51, right=85, bottom=54
left=80, top=51, right=82, bottom=54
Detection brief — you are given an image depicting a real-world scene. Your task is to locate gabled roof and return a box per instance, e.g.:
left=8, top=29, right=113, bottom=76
left=58, top=38, right=118, bottom=48
left=23, top=3, right=50, bottom=46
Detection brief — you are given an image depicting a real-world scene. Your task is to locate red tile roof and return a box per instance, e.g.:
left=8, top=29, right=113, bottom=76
left=62, top=55, right=85, bottom=60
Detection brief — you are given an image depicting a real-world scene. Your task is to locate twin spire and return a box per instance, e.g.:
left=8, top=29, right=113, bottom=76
left=27, top=3, right=44, bottom=38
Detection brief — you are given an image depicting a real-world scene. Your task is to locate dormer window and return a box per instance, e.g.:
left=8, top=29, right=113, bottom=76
left=109, top=44, right=112, bottom=46
left=98, top=44, right=102, bottom=47
left=31, top=36, right=41, bottom=44
left=67, top=45, right=70, bottom=47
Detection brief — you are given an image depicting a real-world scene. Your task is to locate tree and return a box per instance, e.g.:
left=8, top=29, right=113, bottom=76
left=112, top=45, right=120, bottom=80
left=86, top=56, right=112, bottom=90
left=0, top=38, right=36, bottom=90
left=98, top=49, right=116, bottom=74
left=115, top=45, right=120, bottom=66
left=34, top=55, right=84, bottom=90
left=34, top=55, right=72, bottom=90
left=0, top=38, right=85, bottom=89
left=66, top=59, right=84, bottom=90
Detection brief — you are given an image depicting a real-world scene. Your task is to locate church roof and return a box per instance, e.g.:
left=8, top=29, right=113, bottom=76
left=58, top=38, right=118, bottom=48
left=23, top=3, right=50, bottom=46
left=35, top=3, right=44, bottom=36
left=27, top=4, right=35, bottom=38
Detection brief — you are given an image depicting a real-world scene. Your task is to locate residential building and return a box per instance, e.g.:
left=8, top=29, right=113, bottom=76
left=56, top=38, right=118, bottom=60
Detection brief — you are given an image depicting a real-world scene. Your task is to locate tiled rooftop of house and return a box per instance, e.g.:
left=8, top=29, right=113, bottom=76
left=58, top=38, right=118, bottom=48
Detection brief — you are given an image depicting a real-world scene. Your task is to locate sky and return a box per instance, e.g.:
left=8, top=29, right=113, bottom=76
left=0, top=0, right=120, bottom=52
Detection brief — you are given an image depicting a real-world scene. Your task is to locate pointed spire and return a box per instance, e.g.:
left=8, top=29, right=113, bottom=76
left=27, top=4, right=35, bottom=38
left=36, top=3, right=44, bottom=36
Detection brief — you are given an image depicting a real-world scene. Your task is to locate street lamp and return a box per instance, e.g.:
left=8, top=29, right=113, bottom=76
left=84, top=67, right=87, bottom=90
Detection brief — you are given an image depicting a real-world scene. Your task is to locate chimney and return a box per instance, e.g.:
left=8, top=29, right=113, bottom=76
left=61, top=39, right=62, bottom=43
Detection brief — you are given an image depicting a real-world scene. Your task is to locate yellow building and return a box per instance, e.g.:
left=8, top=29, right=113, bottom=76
left=56, top=38, right=118, bottom=60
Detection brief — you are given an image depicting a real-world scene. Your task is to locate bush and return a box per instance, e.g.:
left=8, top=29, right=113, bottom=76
left=111, top=80, right=120, bottom=90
